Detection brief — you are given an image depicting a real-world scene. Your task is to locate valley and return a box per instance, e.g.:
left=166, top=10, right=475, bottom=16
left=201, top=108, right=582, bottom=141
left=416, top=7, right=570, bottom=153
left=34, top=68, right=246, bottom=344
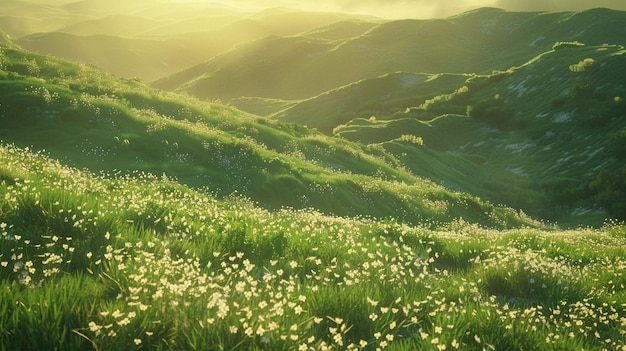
left=1, top=1, right=625, bottom=350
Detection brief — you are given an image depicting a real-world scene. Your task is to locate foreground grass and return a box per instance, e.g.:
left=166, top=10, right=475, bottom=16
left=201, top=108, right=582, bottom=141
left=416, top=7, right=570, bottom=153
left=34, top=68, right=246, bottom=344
left=1, top=143, right=625, bottom=351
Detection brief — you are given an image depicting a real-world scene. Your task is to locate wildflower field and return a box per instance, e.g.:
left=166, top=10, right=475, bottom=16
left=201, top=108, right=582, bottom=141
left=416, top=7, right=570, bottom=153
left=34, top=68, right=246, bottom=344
left=1, top=143, right=625, bottom=351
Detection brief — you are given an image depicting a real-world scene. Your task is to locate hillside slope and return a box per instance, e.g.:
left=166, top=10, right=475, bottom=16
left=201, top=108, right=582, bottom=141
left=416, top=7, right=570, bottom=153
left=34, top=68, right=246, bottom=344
left=0, top=30, right=14, bottom=48
left=0, top=41, right=532, bottom=228
left=1, top=141, right=625, bottom=351
left=4, top=2, right=373, bottom=82
left=155, top=8, right=626, bottom=102
left=265, top=72, right=469, bottom=134
left=334, top=43, right=626, bottom=222
left=0, top=0, right=84, bottom=38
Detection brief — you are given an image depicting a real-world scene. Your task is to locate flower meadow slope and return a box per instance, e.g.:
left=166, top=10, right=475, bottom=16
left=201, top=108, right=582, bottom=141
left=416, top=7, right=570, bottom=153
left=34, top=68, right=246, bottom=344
left=0, top=42, right=535, bottom=228
left=1, top=143, right=625, bottom=350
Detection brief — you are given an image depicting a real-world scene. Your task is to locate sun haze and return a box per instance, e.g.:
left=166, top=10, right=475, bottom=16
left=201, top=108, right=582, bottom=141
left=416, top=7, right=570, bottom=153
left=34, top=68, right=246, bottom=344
left=236, top=0, right=626, bottom=18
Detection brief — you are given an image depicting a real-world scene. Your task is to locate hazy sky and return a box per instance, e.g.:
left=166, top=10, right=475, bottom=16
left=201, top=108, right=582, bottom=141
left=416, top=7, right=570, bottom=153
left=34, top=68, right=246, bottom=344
left=211, top=0, right=626, bottom=18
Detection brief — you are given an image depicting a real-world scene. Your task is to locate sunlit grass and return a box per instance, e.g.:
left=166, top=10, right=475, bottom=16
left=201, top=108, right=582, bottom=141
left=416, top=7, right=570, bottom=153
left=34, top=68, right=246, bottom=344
left=1, top=44, right=542, bottom=229
left=1, top=143, right=625, bottom=350
left=2, top=9, right=626, bottom=348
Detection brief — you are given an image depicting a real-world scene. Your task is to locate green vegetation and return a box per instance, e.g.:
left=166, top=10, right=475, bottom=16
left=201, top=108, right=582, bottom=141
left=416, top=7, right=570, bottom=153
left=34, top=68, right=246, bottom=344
left=333, top=43, right=626, bottom=223
left=5, top=2, right=362, bottom=82
left=569, top=58, right=596, bottom=72
left=272, top=73, right=470, bottom=134
left=553, top=41, right=586, bottom=50
left=0, top=40, right=534, bottom=228
left=2, top=143, right=626, bottom=351
left=2, top=4, right=626, bottom=350
left=5, top=4, right=626, bottom=223
left=395, top=134, right=424, bottom=146
left=591, top=165, right=626, bottom=220
left=466, top=94, right=515, bottom=131
left=157, top=8, right=626, bottom=102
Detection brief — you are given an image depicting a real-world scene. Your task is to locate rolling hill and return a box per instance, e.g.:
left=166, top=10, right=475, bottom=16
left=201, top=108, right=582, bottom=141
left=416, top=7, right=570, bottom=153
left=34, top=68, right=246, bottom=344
left=5, top=6, right=626, bottom=223
left=2, top=6, right=626, bottom=351
left=2, top=126, right=625, bottom=351
left=55, top=14, right=161, bottom=36
left=331, top=42, right=626, bottom=222
left=0, top=36, right=532, bottom=228
left=155, top=7, right=626, bottom=223
left=0, top=0, right=83, bottom=38
left=262, top=72, right=470, bottom=134
left=155, top=8, right=626, bottom=103
left=0, top=30, right=14, bottom=48
left=4, top=2, right=374, bottom=82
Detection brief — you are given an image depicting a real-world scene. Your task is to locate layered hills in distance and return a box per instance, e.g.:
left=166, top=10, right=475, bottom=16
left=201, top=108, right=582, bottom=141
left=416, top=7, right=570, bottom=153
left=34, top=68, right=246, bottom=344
left=3, top=2, right=623, bottom=225
left=5, top=0, right=372, bottom=82
left=3, top=2, right=626, bottom=350
left=155, top=7, right=626, bottom=224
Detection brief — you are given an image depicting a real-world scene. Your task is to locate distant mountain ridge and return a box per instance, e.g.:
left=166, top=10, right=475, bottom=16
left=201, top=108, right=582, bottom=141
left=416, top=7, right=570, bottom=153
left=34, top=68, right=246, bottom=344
left=2, top=5, right=625, bottom=225
left=1, top=1, right=370, bottom=81
left=222, top=7, right=626, bottom=223
left=154, top=7, right=626, bottom=102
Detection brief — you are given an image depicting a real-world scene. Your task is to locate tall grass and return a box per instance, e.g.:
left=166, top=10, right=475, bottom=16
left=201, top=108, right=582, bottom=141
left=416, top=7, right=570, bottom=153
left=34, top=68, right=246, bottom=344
left=1, top=143, right=625, bottom=350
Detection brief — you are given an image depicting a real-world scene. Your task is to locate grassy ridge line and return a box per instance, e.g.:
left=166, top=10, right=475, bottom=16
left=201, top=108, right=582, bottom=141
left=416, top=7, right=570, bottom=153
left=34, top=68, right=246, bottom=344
left=6, top=2, right=373, bottom=82
left=1, top=143, right=625, bottom=350
left=0, top=42, right=533, bottom=228
left=333, top=43, right=626, bottom=223
left=334, top=114, right=548, bottom=220
left=157, top=8, right=626, bottom=103
left=229, top=96, right=298, bottom=117
left=268, top=72, right=470, bottom=135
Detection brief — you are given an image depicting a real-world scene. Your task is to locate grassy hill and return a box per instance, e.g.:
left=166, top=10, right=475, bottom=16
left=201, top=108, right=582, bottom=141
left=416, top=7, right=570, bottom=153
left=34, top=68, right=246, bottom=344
left=0, top=30, right=14, bottom=48
left=55, top=14, right=161, bottom=36
left=0, top=0, right=84, bottom=38
left=16, top=32, right=189, bottom=81
left=1, top=120, right=625, bottom=351
left=348, top=45, right=626, bottom=220
left=266, top=72, right=470, bottom=134
left=333, top=43, right=626, bottom=222
left=2, top=7, right=626, bottom=351
left=224, top=8, right=626, bottom=224
left=2, top=2, right=372, bottom=82
left=300, top=19, right=379, bottom=41
left=6, top=5, right=626, bottom=223
left=154, top=20, right=477, bottom=101
left=155, top=8, right=626, bottom=102
left=0, top=40, right=533, bottom=229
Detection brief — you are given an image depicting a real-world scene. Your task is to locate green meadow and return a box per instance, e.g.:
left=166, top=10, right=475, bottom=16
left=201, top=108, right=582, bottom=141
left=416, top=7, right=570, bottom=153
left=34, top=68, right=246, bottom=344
left=1, top=1, right=626, bottom=350
left=2, top=143, right=625, bottom=350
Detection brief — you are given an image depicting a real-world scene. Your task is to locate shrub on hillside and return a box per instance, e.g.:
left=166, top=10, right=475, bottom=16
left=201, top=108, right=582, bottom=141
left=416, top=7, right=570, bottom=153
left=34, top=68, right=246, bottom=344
left=569, top=58, right=596, bottom=72
left=577, top=93, right=626, bottom=128
left=610, top=95, right=626, bottom=117
left=421, top=86, right=470, bottom=117
left=591, top=165, right=626, bottom=220
left=465, top=72, right=507, bottom=91
left=552, top=41, right=585, bottom=50
left=467, top=94, right=514, bottom=130
left=396, top=134, right=424, bottom=145
left=539, top=178, right=588, bottom=208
